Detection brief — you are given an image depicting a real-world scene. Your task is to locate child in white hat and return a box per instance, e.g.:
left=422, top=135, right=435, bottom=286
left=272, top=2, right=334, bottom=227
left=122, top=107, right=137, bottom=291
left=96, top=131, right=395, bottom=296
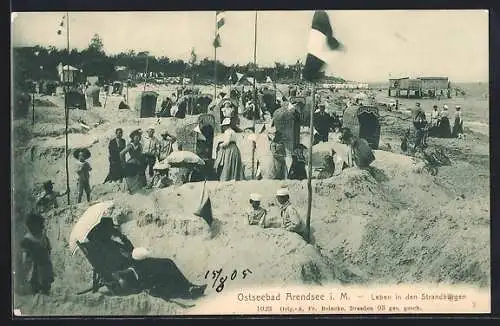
left=276, top=186, right=305, bottom=237
left=246, top=193, right=267, bottom=227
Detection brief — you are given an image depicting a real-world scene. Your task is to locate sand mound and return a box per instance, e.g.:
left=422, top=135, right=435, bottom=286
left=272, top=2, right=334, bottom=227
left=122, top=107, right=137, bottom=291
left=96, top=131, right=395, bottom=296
left=34, top=98, right=57, bottom=107
left=12, top=96, right=490, bottom=315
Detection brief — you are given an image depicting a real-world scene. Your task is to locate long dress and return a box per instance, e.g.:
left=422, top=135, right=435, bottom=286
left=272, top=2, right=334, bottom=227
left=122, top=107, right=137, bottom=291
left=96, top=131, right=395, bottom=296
left=122, top=143, right=147, bottom=193
left=104, top=138, right=126, bottom=183
left=214, top=128, right=244, bottom=181
left=452, top=112, right=464, bottom=138
left=269, top=141, right=287, bottom=180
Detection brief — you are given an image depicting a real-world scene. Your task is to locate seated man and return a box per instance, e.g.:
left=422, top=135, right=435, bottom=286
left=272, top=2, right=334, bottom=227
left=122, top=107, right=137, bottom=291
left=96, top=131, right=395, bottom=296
left=84, top=218, right=206, bottom=299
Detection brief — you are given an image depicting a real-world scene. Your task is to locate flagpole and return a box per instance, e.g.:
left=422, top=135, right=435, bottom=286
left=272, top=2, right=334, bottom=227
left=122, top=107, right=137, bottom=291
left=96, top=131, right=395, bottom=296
left=214, top=12, right=218, bottom=100
left=32, top=93, right=35, bottom=126
left=305, top=82, right=315, bottom=243
left=64, top=11, right=70, bottom=205
left=143, top=55, right=149, bottom=93
left=251, top=10, right=258, bottom=180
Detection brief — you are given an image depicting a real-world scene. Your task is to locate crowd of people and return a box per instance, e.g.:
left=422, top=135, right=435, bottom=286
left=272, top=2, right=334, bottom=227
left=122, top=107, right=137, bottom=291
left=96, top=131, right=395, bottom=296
left=410, top=102, right=465, bottom=152
left=24, top=83, right=474, bottom=300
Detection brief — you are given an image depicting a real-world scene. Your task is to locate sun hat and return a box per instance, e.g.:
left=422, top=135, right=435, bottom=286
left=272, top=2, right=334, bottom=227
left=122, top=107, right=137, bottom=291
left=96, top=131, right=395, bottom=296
left=129, top=128, right=142, bottom=139
left=73, top=148, right=91, bottom=160
left=443, top=104, right=448, bottom=109
left=132, top=247, right=151, bottom=261
left=221, top=118, right=231, bottom=126
left=276, top=187, right=289, bottom=197
left=249, top=193, right=262, bottom=202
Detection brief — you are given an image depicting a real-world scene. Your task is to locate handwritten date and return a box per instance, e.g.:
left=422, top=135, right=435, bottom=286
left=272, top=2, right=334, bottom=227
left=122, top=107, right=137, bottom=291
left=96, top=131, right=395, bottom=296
left=204, top=268, right=253, bottom=292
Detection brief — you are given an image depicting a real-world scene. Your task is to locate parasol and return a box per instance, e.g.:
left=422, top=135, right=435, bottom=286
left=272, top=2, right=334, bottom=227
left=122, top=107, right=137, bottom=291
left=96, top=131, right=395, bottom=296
left=68, top=201, right=116, bottom=255
left=166, top=150, right=205, bottom=166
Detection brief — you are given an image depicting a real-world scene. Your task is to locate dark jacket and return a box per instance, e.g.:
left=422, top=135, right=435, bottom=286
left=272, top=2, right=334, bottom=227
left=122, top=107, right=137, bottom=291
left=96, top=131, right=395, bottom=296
left=109, top=138, right=126, bottom=163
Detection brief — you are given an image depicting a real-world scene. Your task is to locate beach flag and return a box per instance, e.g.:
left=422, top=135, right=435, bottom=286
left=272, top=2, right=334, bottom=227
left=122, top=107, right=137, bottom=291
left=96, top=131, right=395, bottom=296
left=57, top=15, right=65, bottom=35
left=194, top=181, right=213, bottom=226
left=302, top=11, right=343, bottom=82
left=213, top=11, right=225, bottom=48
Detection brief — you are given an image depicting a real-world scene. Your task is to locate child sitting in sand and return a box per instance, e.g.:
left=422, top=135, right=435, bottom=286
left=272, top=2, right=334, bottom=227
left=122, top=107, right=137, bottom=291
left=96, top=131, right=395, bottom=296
left=74, top=148, right=92, bottom=203
left=246, top=193, right=267, bottom=227
left=36, top=180, right=68, bottom=213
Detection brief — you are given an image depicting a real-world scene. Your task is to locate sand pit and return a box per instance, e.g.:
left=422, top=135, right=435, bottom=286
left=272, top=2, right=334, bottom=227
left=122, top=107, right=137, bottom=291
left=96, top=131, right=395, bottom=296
left=12, top=87, right=490, bottom=315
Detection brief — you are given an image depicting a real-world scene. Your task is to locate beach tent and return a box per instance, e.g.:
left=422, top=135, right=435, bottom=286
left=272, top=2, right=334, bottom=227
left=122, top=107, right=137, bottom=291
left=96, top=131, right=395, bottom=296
left=135, top=91, right=159, bottom=118
left=85, top=85, right=101, bottom=108
left=342, top=105, right=380, bottom=149
left=66, top=89, right=87, bottom=110
left=261, top=89, right=277, bottom=115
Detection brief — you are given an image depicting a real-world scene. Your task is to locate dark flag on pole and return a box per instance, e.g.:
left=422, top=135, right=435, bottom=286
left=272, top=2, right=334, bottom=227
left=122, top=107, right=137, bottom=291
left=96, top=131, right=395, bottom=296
left=57, top=15, right=65, bottom=35
left=302, top=11, right=343, bottom=82
left=213, top=11, right=225, bottom=48
left=194, top=181, right=213, bottom=226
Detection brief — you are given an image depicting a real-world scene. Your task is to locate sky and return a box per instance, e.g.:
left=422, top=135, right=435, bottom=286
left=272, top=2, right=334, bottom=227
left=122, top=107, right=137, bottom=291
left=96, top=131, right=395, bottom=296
left=11, top=10, right=489, bottom=83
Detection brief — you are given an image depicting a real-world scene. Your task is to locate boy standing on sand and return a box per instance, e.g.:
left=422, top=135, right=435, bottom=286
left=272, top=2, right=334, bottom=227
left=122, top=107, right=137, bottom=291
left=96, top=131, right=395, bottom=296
left=74, top=148, right=92, bottom=203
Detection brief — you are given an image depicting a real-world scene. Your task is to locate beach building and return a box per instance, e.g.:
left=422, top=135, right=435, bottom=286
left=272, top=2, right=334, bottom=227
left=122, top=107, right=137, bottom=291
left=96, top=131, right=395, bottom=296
left=389, top=76, right=451, bottom=98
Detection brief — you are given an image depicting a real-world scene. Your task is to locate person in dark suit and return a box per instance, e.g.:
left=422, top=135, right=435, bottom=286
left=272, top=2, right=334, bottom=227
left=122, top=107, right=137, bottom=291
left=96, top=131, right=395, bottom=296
left=313, top=102, right=332, bottom=143
left=104, top=128, right=127, bottom=184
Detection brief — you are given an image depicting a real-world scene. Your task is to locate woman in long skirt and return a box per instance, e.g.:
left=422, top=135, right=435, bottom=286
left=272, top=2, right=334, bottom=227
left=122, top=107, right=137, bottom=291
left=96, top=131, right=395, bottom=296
left=214, top=118, right=244, bottom=181
left=451, top=106, right=464, bottom=138
left=437, top=104, right=452, bottom=138
left=120, top=129, right=147, bottom=193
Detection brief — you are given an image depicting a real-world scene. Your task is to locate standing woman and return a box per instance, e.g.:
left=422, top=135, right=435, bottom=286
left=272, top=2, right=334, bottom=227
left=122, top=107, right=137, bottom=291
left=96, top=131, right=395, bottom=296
left=104, top=128, right=127, bottom=184
left=452, top=105, right=464, bottom=138
left=269, top=131, right=287, bottom=180
left=214, top=118, right=244, bottom=181
left=120, top=129, right=147, bottom=194
left=438, top=104, right=452, bottom=138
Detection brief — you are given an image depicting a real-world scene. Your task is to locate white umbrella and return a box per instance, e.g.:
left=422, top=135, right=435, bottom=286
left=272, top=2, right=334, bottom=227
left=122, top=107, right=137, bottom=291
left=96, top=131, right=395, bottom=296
left=68, top=201, right=116, bottom=255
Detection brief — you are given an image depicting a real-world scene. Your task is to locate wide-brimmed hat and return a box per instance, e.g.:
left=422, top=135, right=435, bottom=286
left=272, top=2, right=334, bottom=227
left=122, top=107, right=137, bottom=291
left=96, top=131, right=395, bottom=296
left=443, top=104, right=449, bottom=109
left=129, top=129, right=142, bottom=139
left=249, top=193, right=262, bottom=202
left=276, top=187, right=289, bottom=197
left=73, top=147, right=91, bottom=160
left=221, top=118, right=231, bottom=126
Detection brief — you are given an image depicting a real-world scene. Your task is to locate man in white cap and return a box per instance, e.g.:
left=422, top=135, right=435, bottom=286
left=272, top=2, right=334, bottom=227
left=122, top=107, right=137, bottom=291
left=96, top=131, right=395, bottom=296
left=276, top=186, right=305, bottom=237
left=246, top=193, right=267, bottom=227
left=142, top=125, right=160, bottom=179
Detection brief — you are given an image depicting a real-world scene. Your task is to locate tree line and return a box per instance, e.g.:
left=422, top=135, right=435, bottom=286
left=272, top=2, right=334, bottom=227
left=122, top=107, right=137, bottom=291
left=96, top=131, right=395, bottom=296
left=13, top=34, right=344, bottom=90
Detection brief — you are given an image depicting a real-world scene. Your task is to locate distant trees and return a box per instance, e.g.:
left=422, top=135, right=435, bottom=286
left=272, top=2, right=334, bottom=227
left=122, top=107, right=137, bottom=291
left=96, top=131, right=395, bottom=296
left=12, top=34, right=344, bottom=91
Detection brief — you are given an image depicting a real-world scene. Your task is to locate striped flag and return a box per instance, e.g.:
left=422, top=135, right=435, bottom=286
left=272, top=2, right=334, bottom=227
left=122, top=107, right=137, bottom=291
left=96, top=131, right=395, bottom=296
left=213, top=11, right=225, bottom=48
left=56, top=15, right=65, bottom=35
left=302, top=11, right=343, bottom=82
